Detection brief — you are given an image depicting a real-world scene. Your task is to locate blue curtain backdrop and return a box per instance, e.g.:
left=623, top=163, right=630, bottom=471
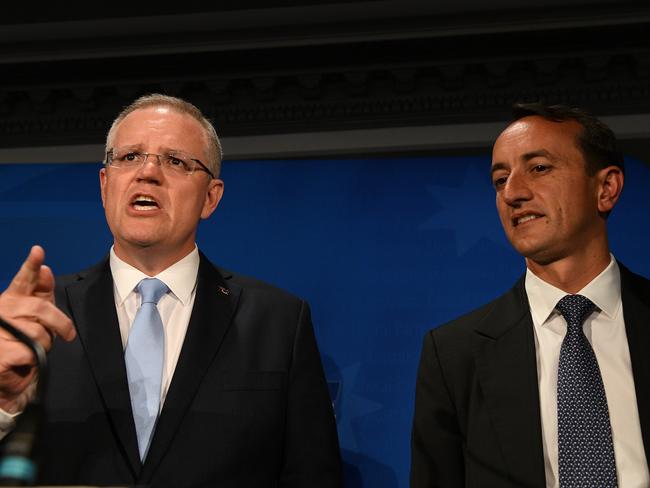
left=1, top=156, right=648, bottom=487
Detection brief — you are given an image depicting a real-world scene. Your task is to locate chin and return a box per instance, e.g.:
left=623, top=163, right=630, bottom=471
left=118, top=223, right=165, bottom=242
left=119, top=232, right=163, bottom=249
left=509, top=238, right=553, bottom=264
left=520, top=246, right=564, bottom=266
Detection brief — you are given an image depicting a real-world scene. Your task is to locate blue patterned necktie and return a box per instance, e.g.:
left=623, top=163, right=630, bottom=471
left=125, top=278, right=169, bottom=461
left=556, top=294, right=617, bottom=487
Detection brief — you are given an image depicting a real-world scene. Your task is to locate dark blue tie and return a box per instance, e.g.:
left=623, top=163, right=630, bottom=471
left=556, top=294, right=617, bottom=487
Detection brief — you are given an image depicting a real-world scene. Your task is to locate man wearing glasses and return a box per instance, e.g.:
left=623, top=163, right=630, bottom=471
left=0, top=94, right=342, bottom=487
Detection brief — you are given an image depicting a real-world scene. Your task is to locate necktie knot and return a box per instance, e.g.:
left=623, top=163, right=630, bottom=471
left=137, top=278, right=169, bottom=305
left=556, top=294, right=595, bottom=331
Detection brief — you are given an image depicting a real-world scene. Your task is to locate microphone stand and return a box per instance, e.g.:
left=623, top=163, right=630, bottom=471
left=0, top=319, right=48, bottom=486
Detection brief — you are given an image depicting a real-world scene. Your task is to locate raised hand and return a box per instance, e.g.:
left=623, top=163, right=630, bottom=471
left=0, top=246, right=75, bottom=413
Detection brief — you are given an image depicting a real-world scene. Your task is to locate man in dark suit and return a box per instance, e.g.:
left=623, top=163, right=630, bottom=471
left=411, top=103, right=650, bottom=487
left=0, top=94, right=342, bottom=487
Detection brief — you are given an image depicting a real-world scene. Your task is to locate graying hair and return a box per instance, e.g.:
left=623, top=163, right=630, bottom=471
left=105, top=94, right=223, bottom=176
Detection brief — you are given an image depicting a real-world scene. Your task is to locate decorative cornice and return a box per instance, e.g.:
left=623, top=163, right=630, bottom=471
left=1, top=4, right=650, bottom=149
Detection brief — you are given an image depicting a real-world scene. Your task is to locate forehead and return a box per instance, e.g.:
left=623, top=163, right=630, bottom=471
left=492, top=116, right=583, bottom=162
left=112, top=106, right=207, bottom=152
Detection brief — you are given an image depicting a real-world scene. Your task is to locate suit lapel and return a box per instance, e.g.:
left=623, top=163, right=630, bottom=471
left=140, top=254, right=240, bottom=481
left=64, top=259, right=142, bottom=478
left=472, top=279, right=546, bottom=487
left=619, top=264, right=650, bottom=463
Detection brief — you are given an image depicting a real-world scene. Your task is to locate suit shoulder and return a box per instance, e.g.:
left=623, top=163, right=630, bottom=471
left=429, top=300, right=497, bottom=344
left=427, top=279, right=525, bottom=343
left=619, top=262, right=650, bottom=292
left=55, top=259, right=108, bottom=289
left=217, top=266, right=306, bottom=307
left=215, top=267, right=312, bottom=338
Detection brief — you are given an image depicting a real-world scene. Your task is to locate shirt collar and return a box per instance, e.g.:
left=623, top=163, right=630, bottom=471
left=525, top=254, right=621, bottom=326
left=109, top=246, right=200, bottom=306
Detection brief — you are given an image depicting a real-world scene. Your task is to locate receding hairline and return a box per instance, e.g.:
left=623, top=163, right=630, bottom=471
left=496, top=115, right=584, bottom=153
left=105, top=94, right=223, bottom=176
left=501, top=113, right=583, bottom=133
left=107, top=105, right=206, bottom=146
left=507, top=101, right=624, bottom=175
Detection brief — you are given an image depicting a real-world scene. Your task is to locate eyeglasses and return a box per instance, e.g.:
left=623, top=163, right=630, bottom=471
left=105, top=147, right=215, bottom=179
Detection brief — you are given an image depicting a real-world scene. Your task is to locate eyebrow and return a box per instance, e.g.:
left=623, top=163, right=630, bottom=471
left=490, top=149, right=556, bottom=176
left=521, top=149, right=554, bottom=161
left=490, top=162, right=508, bottom=176
left=115, top=145, right=188, bottom=156
left=113, top=144, right=144, bottom=151
left=159, top=146, right=194, bottom=156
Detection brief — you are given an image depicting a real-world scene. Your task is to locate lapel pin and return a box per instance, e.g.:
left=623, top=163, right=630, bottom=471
left=218, top=286, right=230, bottom=296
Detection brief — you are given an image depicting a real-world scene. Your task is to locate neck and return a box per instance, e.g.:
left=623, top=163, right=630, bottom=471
left=113, top=242, right=195, bottom=276
left=525, top=245, right=611, bottom=294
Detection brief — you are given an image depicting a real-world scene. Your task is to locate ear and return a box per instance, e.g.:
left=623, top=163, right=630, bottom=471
left=596, top=165, right=624, bottom=214
left=200, top=178, right=224, bottom=219
left=99, top=168, right=107, bottom=208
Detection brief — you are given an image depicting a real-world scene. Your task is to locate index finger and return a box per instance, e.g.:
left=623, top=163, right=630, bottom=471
left=7, top=245, right=46, bottom=296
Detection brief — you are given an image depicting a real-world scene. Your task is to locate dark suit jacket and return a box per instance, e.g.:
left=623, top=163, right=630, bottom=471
left=411, top=263, right=650, bottom=487
left=34, top=253, right=342, bottom=487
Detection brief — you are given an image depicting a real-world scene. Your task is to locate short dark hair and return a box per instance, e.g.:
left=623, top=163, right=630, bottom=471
left=511, top=102, right=624, bottom=175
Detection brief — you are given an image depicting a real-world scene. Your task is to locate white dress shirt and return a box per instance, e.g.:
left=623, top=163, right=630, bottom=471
left=110, top=246, right=199, bottom=407
left=527, top=256, right=649, bottom=488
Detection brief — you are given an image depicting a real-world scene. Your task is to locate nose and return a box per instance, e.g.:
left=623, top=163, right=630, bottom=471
left=136, top=153, right=164, bottom=183
left=501, top=171, right=532, bottom=207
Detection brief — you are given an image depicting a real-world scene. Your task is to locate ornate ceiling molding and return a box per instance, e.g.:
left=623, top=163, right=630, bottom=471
left=1, top=2, right=649, bottom=150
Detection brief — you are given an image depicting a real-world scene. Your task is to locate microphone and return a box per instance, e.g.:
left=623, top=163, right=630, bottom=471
left=0, top=318, right=48, bottom=486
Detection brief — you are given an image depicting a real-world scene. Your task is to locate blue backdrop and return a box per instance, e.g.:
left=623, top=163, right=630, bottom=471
left=1, top=156, right=649, bottom=487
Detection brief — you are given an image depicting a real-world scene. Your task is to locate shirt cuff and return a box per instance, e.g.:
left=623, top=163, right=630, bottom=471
left=0, top=407, right=19, bottom=441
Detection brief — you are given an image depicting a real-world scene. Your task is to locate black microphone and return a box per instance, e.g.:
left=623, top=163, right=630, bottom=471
left=0, top=318, right=48, bottom=486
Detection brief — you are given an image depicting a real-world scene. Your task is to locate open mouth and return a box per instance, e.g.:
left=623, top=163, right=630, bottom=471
left=131, top=194, right=160, bottom=211
left=513, top=213, right=542, bottom=227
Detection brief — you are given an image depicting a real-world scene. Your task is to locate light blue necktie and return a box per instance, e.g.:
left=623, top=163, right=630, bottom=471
left=125, top=278, right=168, bottom=461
